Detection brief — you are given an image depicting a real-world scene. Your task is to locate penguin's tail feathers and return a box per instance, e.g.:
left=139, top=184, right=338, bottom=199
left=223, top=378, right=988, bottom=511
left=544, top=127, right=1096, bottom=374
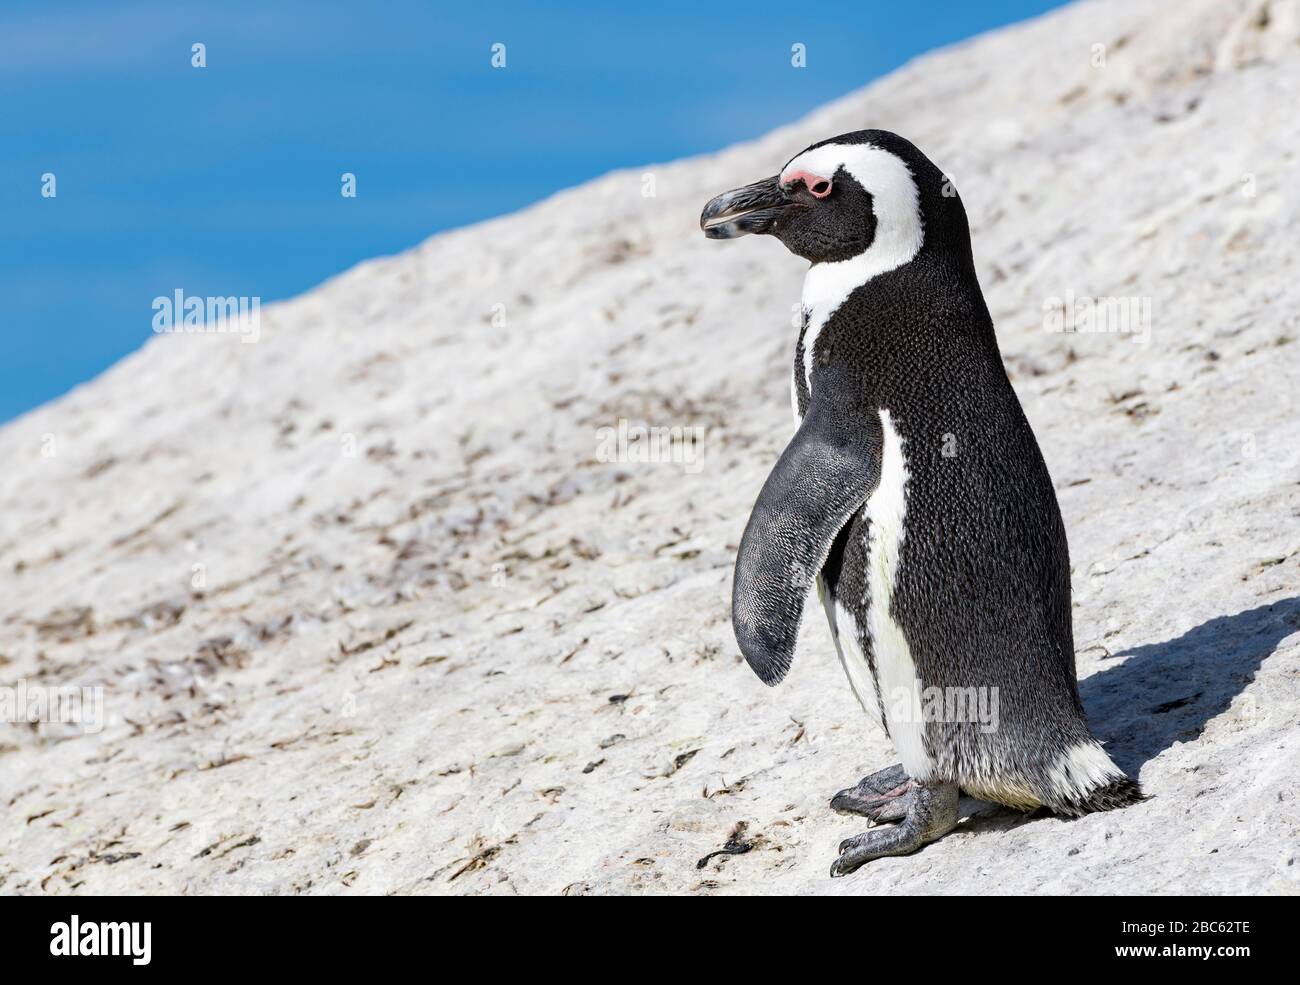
left=1042, top=739, right=1146, bottom=818
left=1055, top=774, right=1145, bottom=817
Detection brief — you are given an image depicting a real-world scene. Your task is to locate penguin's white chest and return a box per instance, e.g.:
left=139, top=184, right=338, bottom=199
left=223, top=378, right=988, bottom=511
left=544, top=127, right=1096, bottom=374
left=828, top=409, right=933, bottom=780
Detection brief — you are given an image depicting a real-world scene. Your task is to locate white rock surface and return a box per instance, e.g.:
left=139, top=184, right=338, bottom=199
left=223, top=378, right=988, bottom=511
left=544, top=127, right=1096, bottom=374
left=2, top=0, right=1298, bottom=895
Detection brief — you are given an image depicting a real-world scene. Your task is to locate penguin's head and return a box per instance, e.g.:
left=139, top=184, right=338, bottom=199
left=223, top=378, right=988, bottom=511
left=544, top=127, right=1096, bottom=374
left=701, top=129, right=964, bottom=271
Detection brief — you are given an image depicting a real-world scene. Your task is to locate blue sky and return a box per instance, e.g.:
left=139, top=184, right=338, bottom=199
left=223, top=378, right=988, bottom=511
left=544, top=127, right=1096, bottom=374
left=0, top=0, right=1065, bottom=422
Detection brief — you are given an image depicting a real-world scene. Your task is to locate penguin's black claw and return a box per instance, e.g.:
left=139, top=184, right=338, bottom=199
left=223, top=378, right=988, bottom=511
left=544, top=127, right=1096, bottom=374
left=830, top=781, right=958, bottom=877
left=830, top=763, right=911, bottom=817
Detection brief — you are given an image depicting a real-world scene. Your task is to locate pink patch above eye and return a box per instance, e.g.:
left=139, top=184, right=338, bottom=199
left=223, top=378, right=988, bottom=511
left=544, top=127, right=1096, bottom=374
left=781, top=169, right=833, bottom=198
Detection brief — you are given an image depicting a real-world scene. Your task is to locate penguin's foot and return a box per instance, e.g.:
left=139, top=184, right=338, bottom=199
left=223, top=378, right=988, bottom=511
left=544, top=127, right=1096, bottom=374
left=830, top=780, right=958, bottom=878
left=829, top=763, right=910, bottom=818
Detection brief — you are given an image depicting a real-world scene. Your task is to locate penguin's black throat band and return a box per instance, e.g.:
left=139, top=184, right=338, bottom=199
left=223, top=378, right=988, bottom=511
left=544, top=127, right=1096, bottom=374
left=700, top=176, right=800, bottom=239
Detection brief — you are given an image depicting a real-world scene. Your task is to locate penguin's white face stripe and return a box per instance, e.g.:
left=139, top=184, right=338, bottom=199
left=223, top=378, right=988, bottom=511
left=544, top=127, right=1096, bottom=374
left=781, top=142, right=925, bottom=275
left=790, top=143, right=925, bottom=394
left=862, top=409, right=932, bottom=779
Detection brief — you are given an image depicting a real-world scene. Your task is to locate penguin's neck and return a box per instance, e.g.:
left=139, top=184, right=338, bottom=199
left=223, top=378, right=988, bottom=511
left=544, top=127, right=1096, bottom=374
left=799, top=245, right=938, bottom=340
left=801, top=251, right=900, bottom=327
left=800, top=261, right=868, bottom=363
left=795, top=254, right=997, bottom=413
left=801, top=263, right=850, bottom=338
left=803, top=251, right=986, bottom=336
left=798, top=256, right=923, bottom=391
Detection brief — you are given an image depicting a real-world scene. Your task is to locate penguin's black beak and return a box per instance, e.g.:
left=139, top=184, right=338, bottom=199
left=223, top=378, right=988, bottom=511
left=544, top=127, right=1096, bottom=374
left=700, top=176, right=790, bottom=239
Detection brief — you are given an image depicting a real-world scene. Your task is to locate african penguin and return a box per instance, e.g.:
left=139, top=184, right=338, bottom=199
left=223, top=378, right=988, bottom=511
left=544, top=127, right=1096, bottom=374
left=700, top=129, right=1142, bottom=877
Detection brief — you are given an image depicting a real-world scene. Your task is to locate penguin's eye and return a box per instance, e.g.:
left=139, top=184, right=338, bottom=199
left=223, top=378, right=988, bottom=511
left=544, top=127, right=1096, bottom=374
left=809, top=179, right=832, bottom=198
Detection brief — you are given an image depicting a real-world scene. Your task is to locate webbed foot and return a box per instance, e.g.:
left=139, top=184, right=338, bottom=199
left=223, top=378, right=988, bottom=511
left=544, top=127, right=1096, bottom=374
left=830, top=780, right=958, bottom=877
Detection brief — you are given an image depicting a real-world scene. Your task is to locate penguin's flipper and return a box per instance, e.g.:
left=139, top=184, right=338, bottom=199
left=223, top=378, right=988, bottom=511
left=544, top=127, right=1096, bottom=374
left=731, top=368, right=883, bottom=686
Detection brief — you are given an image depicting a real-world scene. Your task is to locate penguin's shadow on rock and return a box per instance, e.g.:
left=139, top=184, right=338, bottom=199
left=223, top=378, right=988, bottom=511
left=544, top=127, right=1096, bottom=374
left=1083, top=594, right=1300, bottom=779
left=962, top=595, right=1300, bottom=830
